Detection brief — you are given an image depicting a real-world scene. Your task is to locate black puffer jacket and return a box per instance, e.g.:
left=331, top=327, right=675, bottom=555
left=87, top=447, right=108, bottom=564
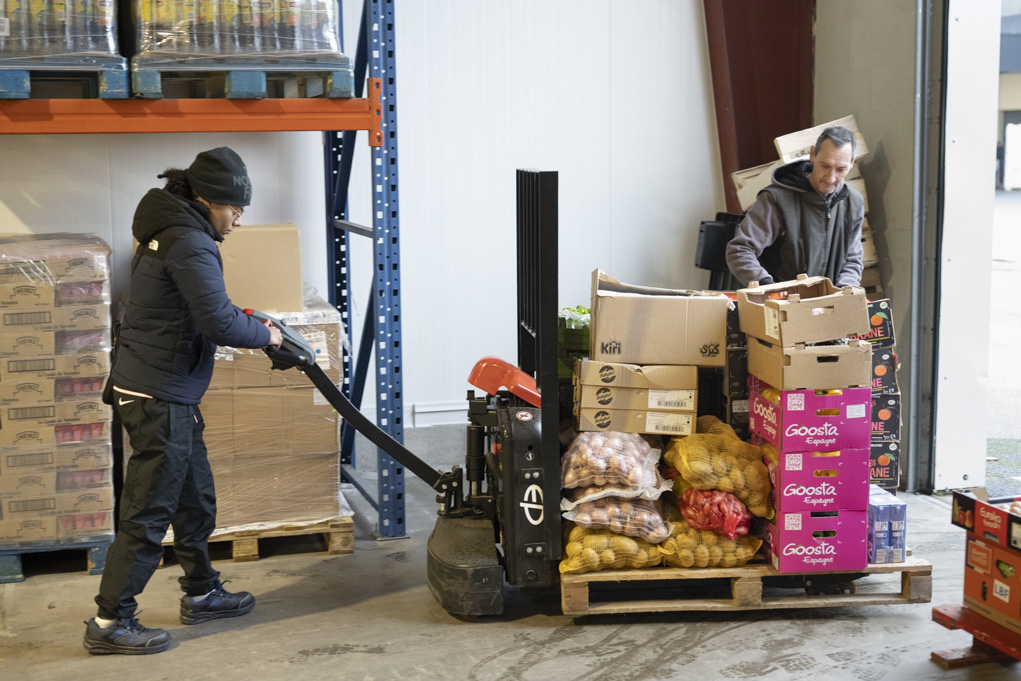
left=112, top=188, right=271, bottom=404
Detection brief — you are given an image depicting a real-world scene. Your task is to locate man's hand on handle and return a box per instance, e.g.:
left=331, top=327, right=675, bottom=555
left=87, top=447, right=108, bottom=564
left=264, top=320, right=283, bottom=348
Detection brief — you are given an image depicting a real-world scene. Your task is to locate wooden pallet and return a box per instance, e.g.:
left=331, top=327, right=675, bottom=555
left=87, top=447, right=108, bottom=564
left=0, top=65, right=129, bottom=100
left=932, top=603, right=1021, bottom=668
left=0, top=536, right=112, bottom=583
left=560, top=557, right=932, bottom=617
left=129, top=55, right=354, bottom=99
left=164, top=516, right=354, bottom=563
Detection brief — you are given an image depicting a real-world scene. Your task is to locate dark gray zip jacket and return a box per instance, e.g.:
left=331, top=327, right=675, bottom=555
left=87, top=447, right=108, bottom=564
left=726, top=160, right=865, bottom=288
left=112, top=188, right=271, bottom=404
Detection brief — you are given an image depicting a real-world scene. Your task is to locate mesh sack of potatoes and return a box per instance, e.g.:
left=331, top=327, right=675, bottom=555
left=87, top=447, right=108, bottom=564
left=560, top=473, right=674, bottom=511
left=561, top=431, right=662, bottom=490
left=562, top=496, right=672, bottom=543
left=678, top=487, right=752, bottom=540
left=657, top=508, right=762, bottom=568
left=663, top=417, right=772, bottom=518
left=559, top=523, right=663, bottom=574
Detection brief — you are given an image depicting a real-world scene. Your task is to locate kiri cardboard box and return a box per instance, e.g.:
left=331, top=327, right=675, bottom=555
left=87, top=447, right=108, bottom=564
left=220, top=223, right=304, bottom=314
left=849, top=299, right=896, bottom=348
left=737, top=275, right=869, bottom=346
left=747, top=377, right=871, bottom=452
left=765, top=509, right=868, bottom=573
left=747, top=337, right=872, bottom=391
left=868, top=485, right=906, bottom=563
left=574, top=361, right=697, bottom=412
left=767, top=448, right=870, bottom=512
left=869, top=441, right=900, bottom=488
left=589, top=270, right=730, bottom=367
left=576, top=407, right=693, bottom=436
left=871, top=394, right=902, bottom=441
left=870, top=347, right=899, bottom=396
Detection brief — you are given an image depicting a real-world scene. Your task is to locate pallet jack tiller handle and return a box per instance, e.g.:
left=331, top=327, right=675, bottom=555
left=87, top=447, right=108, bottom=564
left=243, top=309, right=463, bottom=510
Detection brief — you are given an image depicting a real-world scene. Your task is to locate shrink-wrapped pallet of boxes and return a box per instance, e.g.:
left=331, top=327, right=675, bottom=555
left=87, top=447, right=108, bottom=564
left=0, top=234, right=115, bottom=553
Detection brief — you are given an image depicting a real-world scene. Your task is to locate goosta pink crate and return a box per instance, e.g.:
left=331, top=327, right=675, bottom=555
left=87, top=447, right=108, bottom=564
left=765, top=510, right=868, bottom=573
left=748, top=376, right=870, bottom=452
left=766, top=448, right=870, bottom=512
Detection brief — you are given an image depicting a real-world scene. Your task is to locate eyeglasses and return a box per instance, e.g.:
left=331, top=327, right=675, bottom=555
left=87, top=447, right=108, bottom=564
left=228, top=205, right=244, bottom=220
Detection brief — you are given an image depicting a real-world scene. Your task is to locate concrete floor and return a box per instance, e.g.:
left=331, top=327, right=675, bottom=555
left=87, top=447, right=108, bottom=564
left=0, top=425, right=1019, bottom=681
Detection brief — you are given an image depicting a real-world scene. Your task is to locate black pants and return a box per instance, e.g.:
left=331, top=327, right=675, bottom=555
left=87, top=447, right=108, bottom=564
left=95, top=396, right=220, bottom=620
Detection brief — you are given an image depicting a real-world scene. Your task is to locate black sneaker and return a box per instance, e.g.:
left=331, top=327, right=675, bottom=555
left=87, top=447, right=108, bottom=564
left=179, top=581, right=255, bottom=624
left=83, top=617, right=171, bottom=655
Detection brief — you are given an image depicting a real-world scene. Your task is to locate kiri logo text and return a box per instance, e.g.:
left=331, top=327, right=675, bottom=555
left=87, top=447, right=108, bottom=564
left=700, top=341, right=720, bottom=358
left=600, top=339, right=621, bottom=355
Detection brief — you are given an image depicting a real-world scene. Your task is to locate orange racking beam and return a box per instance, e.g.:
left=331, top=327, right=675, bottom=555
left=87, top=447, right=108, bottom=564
left=0, top=78, right=382, bottom=144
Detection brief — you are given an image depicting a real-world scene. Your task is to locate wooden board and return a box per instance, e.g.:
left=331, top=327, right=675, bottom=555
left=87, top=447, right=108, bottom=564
left=162, top=516, right=354, bottom=562
left=862, top=229, right=879, bottom=268
left=932, top=603, right=1021, bottom=668
left=774, top=114, right=870, bottom=164
left=561, top=557, right=931, bottom=617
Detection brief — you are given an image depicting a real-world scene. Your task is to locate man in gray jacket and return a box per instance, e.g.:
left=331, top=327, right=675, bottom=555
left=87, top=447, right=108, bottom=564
left=726, top=126, right=865, bottom=288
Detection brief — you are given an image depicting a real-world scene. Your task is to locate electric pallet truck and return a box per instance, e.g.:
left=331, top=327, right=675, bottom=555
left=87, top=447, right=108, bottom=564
left=247, top=169, right=862, bottom=618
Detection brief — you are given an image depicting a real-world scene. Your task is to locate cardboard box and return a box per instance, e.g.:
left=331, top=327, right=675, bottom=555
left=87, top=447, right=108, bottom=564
left=1, top=304, right=110, bottom=333
left=56, top=510, right=114, bottom=540
left=731, top=159, right=784, bottom=212
left=870, top=347, right=899, bottom=396
left=3, top=399, right=110, bottom=426
left=0, top=351, right=110, bottom=381
left=0, top=328, right=110, bottom=357
left=0, top=420, right=110, bottom=450
left=849, top=299, right=896, bottom=348
left=0, top=515, right=57, bottom=544
left=574, top=361, right=697, bottom=412
left=868, top=485, right=906, bottom=563
left=963, top=536, right=1021, bottom=636
left=870, top=394, right=901, bottom=441
left=0, top=375, right=107, bottom=405
left=869, top=441, right=900, bottom=488
left=747, top=378, right=871, bottom=452
left=764, top=509, right=868, bottom=573
left=0, top=280, right=110, bottom=309
left=573, top=360, right=697, bottom=389
left=1, top=445, right=113, bottom=475
left=0, top=467, right=111, bottom=496
left=747, top=337, right=872, bottom=391
left=950, top=491, right=1021, bottom=548
left=215, top=317, right=343, bottom=390
left=774, top=114, right=870, bottom=164
left=737, top=275, right=869, bottom=346
left=220, top=223, right=304, bottom=313
left=1, top=484, right=113, bottom=516
left=0, top=234, right=111, bottom=285
left=767, top=448, right=870, bottom=512
left=212, top=451, right=341, bottom=529
left=726, top=301, right=746, bottom=348
left=576, top=407, right=693, bottom=436
left=589, top=270, right=730, bottom=367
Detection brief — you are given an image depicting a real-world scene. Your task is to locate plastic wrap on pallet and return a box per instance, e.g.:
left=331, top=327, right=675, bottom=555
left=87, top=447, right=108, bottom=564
left=131, top=0, right=345, bottom=63
left=0, top=233, right=114, bottom=549
left=0, top=0, right=122, bottom=65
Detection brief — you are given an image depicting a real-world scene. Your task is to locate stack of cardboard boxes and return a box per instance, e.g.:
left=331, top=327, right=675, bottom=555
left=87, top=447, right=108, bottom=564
left=0, top=235, right=114, bottom=547
left=579, top=270, right=732, bottom=437
left=741, top=276, right=873, bottom=573
left=849, top=300, right=900, bottom=491
left=158, top=224, right=346, bottom=535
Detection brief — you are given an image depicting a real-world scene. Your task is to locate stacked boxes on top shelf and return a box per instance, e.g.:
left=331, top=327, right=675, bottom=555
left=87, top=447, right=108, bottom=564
left=0, top=234, right=114, bottom=547
left=849, top=299, right=901, bottom=491
left=741, top=275, right=873, bottom=572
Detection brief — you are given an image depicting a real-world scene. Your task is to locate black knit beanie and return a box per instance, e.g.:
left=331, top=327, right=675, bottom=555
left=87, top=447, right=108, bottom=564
left=185, top=147, right=252, bottom=206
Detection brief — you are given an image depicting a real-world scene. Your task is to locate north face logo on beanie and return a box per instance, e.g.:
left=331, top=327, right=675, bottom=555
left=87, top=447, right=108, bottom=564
left=186, top=147, right=252, bottom=206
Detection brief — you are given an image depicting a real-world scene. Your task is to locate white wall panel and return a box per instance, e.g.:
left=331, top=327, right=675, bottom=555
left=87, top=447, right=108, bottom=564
left=0, top=0, right=725, bottom=427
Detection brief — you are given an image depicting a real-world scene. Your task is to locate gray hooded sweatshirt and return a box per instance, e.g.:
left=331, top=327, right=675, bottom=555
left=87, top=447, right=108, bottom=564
left=725, top=160, right=865, bottom=288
